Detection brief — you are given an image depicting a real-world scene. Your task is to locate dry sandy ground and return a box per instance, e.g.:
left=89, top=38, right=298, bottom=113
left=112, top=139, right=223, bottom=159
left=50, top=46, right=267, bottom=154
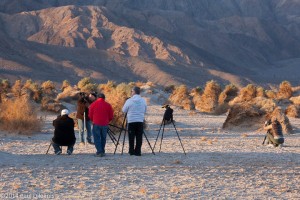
left=0, top=104, right=299, bottom=199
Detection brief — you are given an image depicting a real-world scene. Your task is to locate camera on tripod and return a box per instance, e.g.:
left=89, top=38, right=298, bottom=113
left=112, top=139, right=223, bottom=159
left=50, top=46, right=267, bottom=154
left=162, top=104, right=173, bottom=123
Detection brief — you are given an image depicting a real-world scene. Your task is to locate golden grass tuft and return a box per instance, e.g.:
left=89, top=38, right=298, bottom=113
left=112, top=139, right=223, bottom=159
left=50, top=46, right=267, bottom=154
left=0, top=97, right=41, bottom=134
left=265, top=90, right=276, bottom=99
left=200, top=136, right=207, bottom=141
left=103, top=83, right=131, bottom=128
left=242, top=133, right=248, bottom=138
left=139, top=187, right=147, bottom=195
left=239, top=84, right=257, bottom=101
left=256, top=87, right=265, bottom=98
left=197, top=80, right=221, bottom=113
left=151, top=194, right=160, bottom=199
left=277, top=81, right=293, bottom=99
left=207, top=140, right=213, bottom=145
left=285, top=105, right=300, bottom=118
left=218, top=84, right=238, bottom=104
left=170, top=186, right=180, bottom=194
left=61, top=80, right=71, bottom=91
left=290, top=96, right=300, bottom=105
left=169, top=85, right=193, bottom=110
left=11, top=80, right=23, bottom=97
left=0, top=79, right=11, bottom=93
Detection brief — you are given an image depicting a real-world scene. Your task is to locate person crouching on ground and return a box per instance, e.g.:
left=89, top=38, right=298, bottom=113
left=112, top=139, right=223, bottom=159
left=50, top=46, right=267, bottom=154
left=122, top=86, right=147, bottom=156
left=264, top=117, right=284, bottom=147
left=52, top=109, right=76, bottom=155
left=89, top=93, right=113, bottom=157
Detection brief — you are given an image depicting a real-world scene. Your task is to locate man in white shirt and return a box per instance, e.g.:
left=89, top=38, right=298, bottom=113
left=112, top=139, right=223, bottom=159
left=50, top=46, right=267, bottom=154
left=122, top=86, right=147, bottom=156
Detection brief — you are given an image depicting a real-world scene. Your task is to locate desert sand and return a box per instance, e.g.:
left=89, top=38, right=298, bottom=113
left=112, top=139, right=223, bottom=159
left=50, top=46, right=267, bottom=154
left=0, top=103, right=299, bottom=199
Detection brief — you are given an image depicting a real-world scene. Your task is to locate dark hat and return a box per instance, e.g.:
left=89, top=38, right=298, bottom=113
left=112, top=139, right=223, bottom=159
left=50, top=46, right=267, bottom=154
left=98, top=93, right=105, bottom=99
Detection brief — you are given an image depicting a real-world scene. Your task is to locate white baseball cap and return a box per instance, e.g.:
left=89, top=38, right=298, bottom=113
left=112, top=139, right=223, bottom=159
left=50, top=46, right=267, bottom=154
left=61, top=109, right=69, bottom=116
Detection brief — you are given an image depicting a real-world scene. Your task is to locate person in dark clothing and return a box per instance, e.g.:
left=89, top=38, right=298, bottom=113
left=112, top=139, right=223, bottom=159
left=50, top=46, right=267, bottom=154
left=264, top=117, right=284, bottom=147
left=76, top=93, right=95, bottom=145
left=52, top=109, right=76, bottom=155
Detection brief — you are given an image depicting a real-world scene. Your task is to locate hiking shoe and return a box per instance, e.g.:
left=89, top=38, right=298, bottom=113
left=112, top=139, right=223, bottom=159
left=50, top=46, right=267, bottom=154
left=88, top=141, right=94, bottom=145
left=55, top=150, right=62, bottom=155
left=95, top=153, right=105, bottom=157
left=94, top=153, right=102, bottom=157
left=67, top=150, right=72, bottom=155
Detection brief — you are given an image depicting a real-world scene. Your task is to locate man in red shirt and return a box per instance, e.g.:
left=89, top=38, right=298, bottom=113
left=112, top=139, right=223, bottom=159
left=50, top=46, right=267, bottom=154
left=89, top=93, right=113, bottom=157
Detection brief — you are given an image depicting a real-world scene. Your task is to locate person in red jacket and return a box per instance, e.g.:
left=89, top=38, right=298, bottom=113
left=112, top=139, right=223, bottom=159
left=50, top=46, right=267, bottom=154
left=89, top=93, right=113, bottom=157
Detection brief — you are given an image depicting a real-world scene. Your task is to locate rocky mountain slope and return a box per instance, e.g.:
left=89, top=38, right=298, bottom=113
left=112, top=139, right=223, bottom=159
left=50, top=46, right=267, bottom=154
left=0, top=0, right=300, bottom=87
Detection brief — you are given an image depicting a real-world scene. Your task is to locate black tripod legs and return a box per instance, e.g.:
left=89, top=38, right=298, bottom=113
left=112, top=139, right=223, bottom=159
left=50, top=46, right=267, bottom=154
left=172, top=121, right=186, bottom=155
left=143, top=131, right=155, bottom=155
left=153, top=120, right=164, bottom=150
left=153, top=120, right=186, bottom=155
left=159, top=121, right=166, bottom=152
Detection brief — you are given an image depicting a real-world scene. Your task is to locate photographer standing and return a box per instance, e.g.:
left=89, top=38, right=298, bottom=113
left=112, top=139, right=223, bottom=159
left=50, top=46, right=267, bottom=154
left=264, top=117, right=284, bottom=147
left=89, top=93, right=113, bottom=157
left=76, top=92, right=95, bottom=145
left=122, top=86, right=147, bottom=156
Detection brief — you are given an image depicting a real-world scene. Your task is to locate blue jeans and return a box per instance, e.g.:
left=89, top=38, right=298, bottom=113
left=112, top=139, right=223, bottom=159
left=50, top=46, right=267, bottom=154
left=52, top=142, right=74, bottom=154
left=92, top=125, right=108, bottom=154
left=77, top=119, right=92, bottom=143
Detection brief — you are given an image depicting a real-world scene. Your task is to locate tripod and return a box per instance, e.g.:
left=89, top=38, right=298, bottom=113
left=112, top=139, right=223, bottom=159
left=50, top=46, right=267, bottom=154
left=113, top=114, right=155, bottom=155
left=153, top=119, right=186, bottom=155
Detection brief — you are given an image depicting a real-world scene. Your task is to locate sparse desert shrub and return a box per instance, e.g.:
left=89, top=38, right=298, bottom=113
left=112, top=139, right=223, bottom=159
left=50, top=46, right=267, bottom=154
left=265, top=90, right=276, bottom=99
left=56, top=86, right=79, bottom=102
left=135, top=81, right=144, bottom=88
left=256, top=87, right=265, bottom=97
left=285, top=105, right=300, bottom=118
left=80, top=83, right=97, bottom=94
left=11, top=80, right=23, bottom=97
left=98, top=81, right=116, bottom=94
left=169, top=85, right=193, bottom=110
left=251, top=97, right=277, bottom=113
left=77, top=77, right=91, bottom=89
left=105, top=83, right=131, bottom=128
left=0, top=97, right=41, bottom=134
left=239, top=84, right=257, bottom=101
left=0, top=79, right=11, bottom=93
left=41, top=80, right=55, bottom=91
left=277, top=81, right=293, bottom=99
left=23, top=79, right=34, bottom=89
left=61, top=80, right=71, bottom=91
left=41, top=80, right=56, bottom=97
left=41, top=96, right=64, bottom=113
left=76, top=77, right=97, bottom=94
left=218, top=84, right=238, bottom=104
left=290, top=96, right=300, bottom=105
left=197, top=80, right=221, bottom=113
